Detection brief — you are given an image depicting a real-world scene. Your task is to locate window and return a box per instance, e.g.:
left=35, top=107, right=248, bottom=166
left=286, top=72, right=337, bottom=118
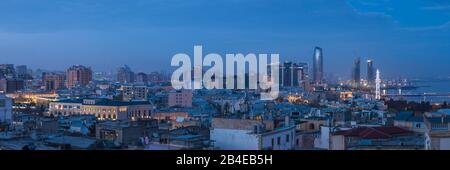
left=286, top=134, right=290, bottom=142
left=277, top=137, right=281, bottom=145
left=415, top=123, right=422, bottom=128
left=271, top=138, right=274, bottom=147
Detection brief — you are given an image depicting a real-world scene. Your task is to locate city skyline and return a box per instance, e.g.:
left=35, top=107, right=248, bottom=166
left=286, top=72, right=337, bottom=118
left=1, top=0, right=450, bottom=79
left=2, top=0, right=450, bottom=155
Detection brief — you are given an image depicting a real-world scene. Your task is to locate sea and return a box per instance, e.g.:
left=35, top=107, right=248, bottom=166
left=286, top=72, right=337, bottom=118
left=385, top=79, right=450, bottom=104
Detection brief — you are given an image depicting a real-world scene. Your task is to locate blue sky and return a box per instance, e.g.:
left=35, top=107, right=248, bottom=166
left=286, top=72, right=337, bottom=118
left=0, top=0, right=449, bottom=79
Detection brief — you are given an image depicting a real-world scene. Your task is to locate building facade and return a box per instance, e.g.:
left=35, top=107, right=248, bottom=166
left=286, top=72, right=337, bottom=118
left=367, top=60, right=375, bottom=85
left=66, top=65, right=93, bottom=88
left=121, top=85, right=149, bottom=101
left=331, top=126, right=424, bottom=150
left=352, top=57, right=361, bottom=87
left=0, top=78, right=24, bottom=93
left=210, top=118, right=296, bottom=150
left=0, top=93, right=13, bottom=124
left=312, top=47, right=323, bottom=84
left=42, top=72, right=66, bottom=91
left=15, top=65, right=28, bottom=79
left=168, top=90, right=193, bottom=108
left=424, top=115, right=450, bottom=150
left=49, top=99, right=153, bottom=121
left=96, top=121, right=144, bottom=146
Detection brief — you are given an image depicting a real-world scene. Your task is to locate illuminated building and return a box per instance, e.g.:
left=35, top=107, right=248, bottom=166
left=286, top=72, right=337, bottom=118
left=339, top=92, right=353, bottom=101
left=312, top=47, right=323, bottom=84
left=375, top=69, right=381, bottom=100
left=49, top=98, right=153, bottom=121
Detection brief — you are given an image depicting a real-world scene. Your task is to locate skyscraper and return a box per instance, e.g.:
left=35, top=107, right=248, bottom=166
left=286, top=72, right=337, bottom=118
left=117, top=65, right=135, bottom=84
left=296, top=62, right=310, bottom=91
left=367, top=60, right=375, bottom=85
left=277, top=61, right=310, bottom=90
left=312, top=47, right=323, bottom=84
left=15, top=65, right=27, bottom=79
left=352, top=57, right=361, bottom=86
left=66, top=65, right=93, bottom=88
left=282, top=61, right=293, bottom=87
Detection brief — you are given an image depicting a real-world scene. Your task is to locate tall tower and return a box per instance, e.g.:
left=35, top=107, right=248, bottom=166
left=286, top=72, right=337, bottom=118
left=375, top=69, right=381, bottom=100
left=367, top=60, right=375, bottom=85
left=352, top=57, right=361, bottom=87
left=283, top=61, right=293, bottom=87
left=312, top=47, right=323, bottom=84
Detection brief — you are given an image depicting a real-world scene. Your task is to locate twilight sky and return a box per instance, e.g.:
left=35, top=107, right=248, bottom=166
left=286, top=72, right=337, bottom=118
left=0, top=0, right=449, bottom=79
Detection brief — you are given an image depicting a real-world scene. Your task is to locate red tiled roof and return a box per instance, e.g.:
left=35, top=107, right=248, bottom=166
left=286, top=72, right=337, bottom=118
left=334, top=126, right=412, bottom=139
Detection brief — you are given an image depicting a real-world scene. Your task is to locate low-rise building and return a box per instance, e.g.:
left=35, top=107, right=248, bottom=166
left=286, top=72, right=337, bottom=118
left=424, top=115, right=450, bottom=150
left=210, top=118, right=295, bottom=150
left=331, top=126, right=424, bottom=150
left=95, top=121, right=145, bottom=146
left=394, top=111, right=426, bottom=133
left=49, top=98, right=153, bottom=121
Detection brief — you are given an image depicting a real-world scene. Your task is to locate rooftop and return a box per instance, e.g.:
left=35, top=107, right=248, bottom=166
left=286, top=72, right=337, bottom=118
left=394, top=111, right=423, bottom=122
left=55, top=98, right=151, bottom=106
left=211, top=118, right=274, bottom=131
left=334, top=126, right=413, bottom=139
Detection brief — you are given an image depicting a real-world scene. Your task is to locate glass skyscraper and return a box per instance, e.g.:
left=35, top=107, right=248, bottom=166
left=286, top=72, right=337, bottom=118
left=352, top=57, right=361, bottom=86
left=312, top=47, right=323, bottom=84
left=367, top=60, right=375, bottom=85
